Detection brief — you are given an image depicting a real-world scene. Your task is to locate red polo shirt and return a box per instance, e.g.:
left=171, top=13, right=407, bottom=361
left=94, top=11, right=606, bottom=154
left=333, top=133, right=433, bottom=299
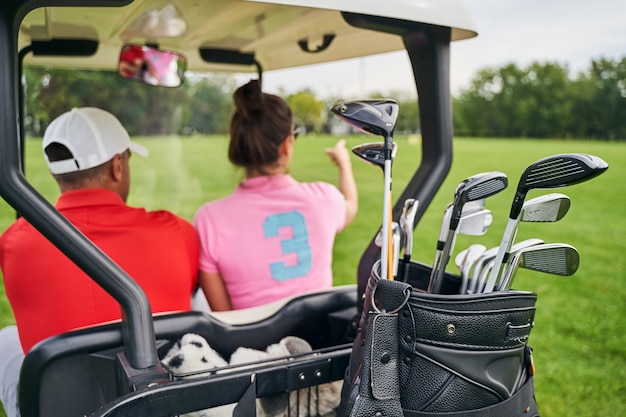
left=0, top=188, right=199, bottom=352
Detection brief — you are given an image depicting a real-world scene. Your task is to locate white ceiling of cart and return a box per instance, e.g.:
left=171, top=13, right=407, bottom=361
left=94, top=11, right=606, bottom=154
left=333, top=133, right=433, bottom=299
left=18, top=0, right=477, bottom=72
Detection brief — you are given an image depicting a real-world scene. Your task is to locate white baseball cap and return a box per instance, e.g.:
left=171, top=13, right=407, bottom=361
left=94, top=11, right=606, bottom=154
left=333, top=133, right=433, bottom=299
left=43, top=107, right=148, bottom=174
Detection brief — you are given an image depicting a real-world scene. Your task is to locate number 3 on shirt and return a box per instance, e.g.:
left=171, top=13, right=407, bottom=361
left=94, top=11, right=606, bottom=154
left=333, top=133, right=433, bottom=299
left=263, top=211, right=312, bottom=281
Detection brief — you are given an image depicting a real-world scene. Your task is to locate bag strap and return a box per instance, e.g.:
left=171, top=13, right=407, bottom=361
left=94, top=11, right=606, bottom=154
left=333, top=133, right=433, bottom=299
left=403, top=377, right=538, bottom=417
left=345, top=280, right=413, bottom=417
left=372, top=279, right=412, bottom=313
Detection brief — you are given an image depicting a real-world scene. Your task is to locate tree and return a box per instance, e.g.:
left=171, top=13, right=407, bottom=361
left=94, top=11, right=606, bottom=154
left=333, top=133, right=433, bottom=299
left=453, top=57, right=625, bottom=140
left=454, top=62, right=571, bottom=138
left=25, top=67, right=186, bottom=136
left=570, top=57, right=626, bottom=139
left=23, top=67, right=237, bottom=136
left=179, top=74, right=235, bottom=134
left=381, top=90, right=419, bottom=134
left=286, top=90, right=325, bottom=133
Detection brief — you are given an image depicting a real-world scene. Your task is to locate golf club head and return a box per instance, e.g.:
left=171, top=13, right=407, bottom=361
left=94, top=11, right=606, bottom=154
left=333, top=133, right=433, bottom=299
left=510, top=237, right=545, bottom=252
left=469, top=246, right=500, bottom=293
left=450, top=171, right=508, bottom=229
left=499, top=243, right=580, bottom=290
left=436, top=200, right=486, bottom=244
left=483, top=238, right=545, bottom=293
left=352, top=142, right=398, bottom=170
left=464, top=199, right=486, bottom=213
left=458, top=208, right=493, bottom=236
left=510, top=153, right=608, bottom=219
left=375, top=221, right=401, bottom=247
left=331, top=99, right=399, bottom=140
left=461, top=244, right=488, bottom=271
left=457, top=244, right=487, bottom=294
left=402, top=198, right=419, bottom=229
left=401, top=199, right=419, bottom=254
left=521, top=193, right=571, bottom=222
left=429, top=194, right=496, bottom=293
left=476, top=258, right=496, bottom=293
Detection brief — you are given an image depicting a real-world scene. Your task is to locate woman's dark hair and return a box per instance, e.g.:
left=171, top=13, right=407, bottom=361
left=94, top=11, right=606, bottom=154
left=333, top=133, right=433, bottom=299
left=229, top=79, right=293, bottom=174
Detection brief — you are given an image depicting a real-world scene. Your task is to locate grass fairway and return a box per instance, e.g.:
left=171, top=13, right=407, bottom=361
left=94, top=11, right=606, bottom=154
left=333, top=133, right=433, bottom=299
left=0, top=135, right=624, bottom=416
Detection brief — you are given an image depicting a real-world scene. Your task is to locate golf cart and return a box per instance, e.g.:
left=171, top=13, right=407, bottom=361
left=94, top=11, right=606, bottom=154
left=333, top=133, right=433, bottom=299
left=0, top=1, right=480, bottom=416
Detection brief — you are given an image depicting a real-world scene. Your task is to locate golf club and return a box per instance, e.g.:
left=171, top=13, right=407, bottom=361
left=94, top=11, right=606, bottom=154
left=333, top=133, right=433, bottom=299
left=456, top=243, right=487, bottom=294
left=429, top=171, right=508, bottom=294
left=356, top=142, right=399, bottom=280
left=350, top=141, right=397, bottom=168
left=476, top=238, right=544, bottom=293
left=467, top=246, right=500, bottom=294
left=498, top=193, right=571, bottom=279
left=392, top=222, right=402, bottom=278
left=498, top=243, right=580, bottom=291
left=429, top=199, right=487, bottom=288
left=458, top=208, right=493, bottom=235
left=333, top=99, right=399, bottom=280
left=486, top=153, right=607, bottom=292
left=400, top=198, right=419, bottom=282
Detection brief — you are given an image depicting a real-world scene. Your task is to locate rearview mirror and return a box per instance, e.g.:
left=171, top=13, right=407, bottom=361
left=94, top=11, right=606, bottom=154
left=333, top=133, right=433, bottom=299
left=118, top=44, right=186, bottom=87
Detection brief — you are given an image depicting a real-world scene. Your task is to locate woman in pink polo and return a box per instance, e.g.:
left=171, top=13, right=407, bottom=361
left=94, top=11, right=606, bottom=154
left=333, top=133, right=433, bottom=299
left=194, top=80, right=358, bottom=311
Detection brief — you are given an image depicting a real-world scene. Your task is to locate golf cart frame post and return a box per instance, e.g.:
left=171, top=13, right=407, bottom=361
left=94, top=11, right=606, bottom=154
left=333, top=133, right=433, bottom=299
left=343, top=13, right=455, bottom=300
left=1, top=0, right=169, bottom=375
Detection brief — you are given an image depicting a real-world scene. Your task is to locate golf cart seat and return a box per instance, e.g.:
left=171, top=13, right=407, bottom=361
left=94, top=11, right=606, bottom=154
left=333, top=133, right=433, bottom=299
left=18, top=285, right=357, bottom=417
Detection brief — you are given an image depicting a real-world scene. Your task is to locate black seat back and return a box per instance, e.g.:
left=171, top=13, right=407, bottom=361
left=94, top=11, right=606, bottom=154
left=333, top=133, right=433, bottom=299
left=18, top=286, right=357, bottom=417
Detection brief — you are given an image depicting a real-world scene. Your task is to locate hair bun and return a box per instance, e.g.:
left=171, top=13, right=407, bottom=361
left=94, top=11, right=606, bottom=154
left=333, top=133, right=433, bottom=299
left=234, top=79, right=263, bottom=118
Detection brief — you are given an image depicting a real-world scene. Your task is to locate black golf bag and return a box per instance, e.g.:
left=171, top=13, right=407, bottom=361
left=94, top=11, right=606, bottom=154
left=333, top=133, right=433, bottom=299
left=338, top=260, right=540, bottom=417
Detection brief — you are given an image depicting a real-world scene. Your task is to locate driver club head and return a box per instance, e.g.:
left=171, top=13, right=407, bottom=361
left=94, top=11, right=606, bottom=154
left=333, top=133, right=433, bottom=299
left=352, top=141, right=398, bottom=170
left=510, top=153, right=608, bottom=219
left=331, top=99, right=399, bottom=140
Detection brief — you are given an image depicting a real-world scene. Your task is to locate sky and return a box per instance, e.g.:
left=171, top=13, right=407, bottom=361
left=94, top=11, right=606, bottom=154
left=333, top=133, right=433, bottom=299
left=258, top=0, right=626, bottom=99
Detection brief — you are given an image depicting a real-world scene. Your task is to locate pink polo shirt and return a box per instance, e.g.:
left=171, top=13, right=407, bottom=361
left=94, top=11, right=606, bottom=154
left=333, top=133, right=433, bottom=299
left=194, top=175, right=346, bottom=309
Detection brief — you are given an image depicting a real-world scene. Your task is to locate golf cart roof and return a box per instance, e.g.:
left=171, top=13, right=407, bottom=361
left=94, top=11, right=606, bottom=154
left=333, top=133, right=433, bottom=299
left=19, top=0, right=477, bottom=72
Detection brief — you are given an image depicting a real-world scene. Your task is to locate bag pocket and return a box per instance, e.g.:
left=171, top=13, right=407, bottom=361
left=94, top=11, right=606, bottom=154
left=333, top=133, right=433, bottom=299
left=395, top=285, right=537, bottom=413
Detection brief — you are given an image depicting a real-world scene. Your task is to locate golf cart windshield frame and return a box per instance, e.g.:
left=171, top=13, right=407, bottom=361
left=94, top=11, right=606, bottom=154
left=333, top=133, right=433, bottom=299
left=0, top=0, right=454, bottom=397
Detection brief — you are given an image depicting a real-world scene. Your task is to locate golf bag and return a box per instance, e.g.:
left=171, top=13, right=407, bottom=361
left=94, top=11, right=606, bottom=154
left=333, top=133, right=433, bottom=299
left=339, top=261, right=540, bottom=417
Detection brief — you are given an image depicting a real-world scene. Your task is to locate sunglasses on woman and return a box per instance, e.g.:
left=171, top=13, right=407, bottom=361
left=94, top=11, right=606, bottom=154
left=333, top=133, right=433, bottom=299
left=292, top=126, right=301, bottom=139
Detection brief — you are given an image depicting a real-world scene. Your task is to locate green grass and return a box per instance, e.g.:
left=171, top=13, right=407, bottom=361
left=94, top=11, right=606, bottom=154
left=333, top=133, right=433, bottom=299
left=1, top=135, right=625, bottom=416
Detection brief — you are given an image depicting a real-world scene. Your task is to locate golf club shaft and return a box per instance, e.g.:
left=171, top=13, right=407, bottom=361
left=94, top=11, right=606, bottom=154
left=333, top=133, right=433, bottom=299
left=400, top=199, right=418, bottom=282
left=428, top=204, right=452, bottom=287
left=483, top=216, right=521, bottom=293
left=429, top=229, right=457, bottom=293
left=380, top=159, right=393, bottom=280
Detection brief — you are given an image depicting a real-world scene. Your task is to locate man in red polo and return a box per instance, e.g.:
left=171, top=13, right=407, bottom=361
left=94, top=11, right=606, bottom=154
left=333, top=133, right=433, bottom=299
left=0, top=107, right=199, bottom=417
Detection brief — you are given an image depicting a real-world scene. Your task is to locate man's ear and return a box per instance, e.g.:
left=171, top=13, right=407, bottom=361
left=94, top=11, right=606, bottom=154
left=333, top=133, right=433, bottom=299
left=110, top=154, right=124, bottom=182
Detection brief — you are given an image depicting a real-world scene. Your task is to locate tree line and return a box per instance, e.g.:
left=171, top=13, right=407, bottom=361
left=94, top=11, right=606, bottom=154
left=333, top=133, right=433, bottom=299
left=453, top=57, right=625, bottom=139
left=23, top=57, right=625, bottom=140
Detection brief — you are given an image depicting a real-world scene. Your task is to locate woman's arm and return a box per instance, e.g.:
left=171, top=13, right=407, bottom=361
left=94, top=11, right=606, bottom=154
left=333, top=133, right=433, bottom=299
left=326, top=139, right=359, bottom=225
left=198, top=270, right=233, bottom=311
